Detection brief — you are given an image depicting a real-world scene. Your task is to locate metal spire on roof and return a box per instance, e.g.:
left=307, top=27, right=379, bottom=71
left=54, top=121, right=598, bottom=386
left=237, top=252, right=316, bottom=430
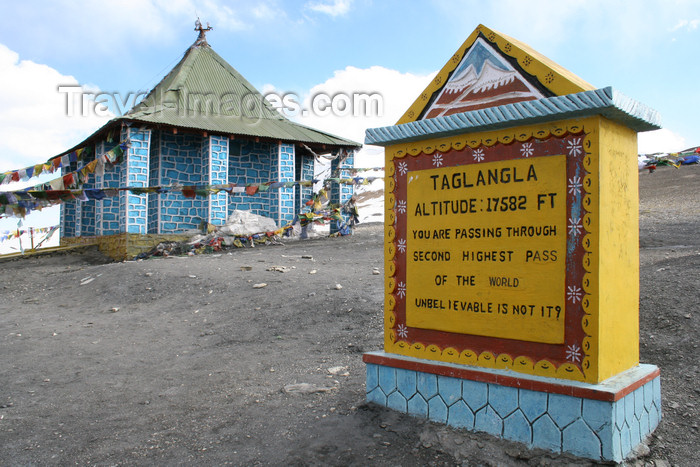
left=194, top=19, right=212, bottom=47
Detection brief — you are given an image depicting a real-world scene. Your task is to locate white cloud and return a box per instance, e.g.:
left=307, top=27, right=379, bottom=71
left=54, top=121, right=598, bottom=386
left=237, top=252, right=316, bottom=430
left=0, top=43, right=112, bottom=172
left=5, top=0, right=265, bottom=60
left=251, top=3, right=276, bottom=20
left=286, top=65, right=435, bottom=167
left=283, top=64, right=691, bottom=166
left=431, top=0, right=591, bottom=49
left=434, top=0, right=699, bottom=65
left=192, top=0, right=249, bottom=31
left=638, top=128, right=687, bottom=154
left=305, top=0, right=353, bottom=17
left=670, top=18, right=700, bottom=31
left=260, top=83, right=279, bottom=95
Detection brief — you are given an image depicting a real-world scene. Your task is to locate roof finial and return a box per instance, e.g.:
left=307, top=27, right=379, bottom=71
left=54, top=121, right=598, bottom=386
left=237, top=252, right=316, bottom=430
left=194, top=18, right=212, bottom=47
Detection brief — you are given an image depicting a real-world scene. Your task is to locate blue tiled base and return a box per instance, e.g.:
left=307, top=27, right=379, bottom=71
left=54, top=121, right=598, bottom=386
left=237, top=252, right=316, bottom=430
left=365, top=354, right=661, bottom=462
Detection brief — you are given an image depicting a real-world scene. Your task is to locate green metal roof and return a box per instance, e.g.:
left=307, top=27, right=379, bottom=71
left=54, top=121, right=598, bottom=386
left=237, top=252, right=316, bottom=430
left=121, top=42, right=359, bottom=148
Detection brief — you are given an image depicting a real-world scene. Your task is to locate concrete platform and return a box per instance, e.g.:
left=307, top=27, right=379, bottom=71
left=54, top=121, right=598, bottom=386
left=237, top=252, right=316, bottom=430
left=364, top=351, right=661, bottom=462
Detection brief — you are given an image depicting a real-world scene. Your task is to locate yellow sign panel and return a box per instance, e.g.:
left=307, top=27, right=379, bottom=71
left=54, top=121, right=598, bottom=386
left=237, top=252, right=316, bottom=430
left=406, top=155, right=566, bottom=344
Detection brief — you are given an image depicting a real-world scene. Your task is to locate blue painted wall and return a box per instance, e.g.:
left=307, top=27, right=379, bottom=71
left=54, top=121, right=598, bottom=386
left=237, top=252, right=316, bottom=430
left=329, top=150, right=355, bottom=233
left=60, top=127, right=350, bottom=239
left=227, top=140, right=276, bottom=221
left=157, top=132, right=207, bottom=233
left=295, top=151, right=314, bottom=215
left=208, top=135, right=229, bottom=225
left=124, top=127, right=150, bottom=234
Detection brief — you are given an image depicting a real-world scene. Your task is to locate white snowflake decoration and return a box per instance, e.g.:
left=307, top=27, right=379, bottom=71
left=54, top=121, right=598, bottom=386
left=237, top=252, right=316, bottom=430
left=472, top=148, right=485, bottom=162
left=432, top=153, right=443, bottom=167
left=567, top=285, right=583, bottom=303
left=396, top=238, right=407, bottom=253
left=568, top=217, right=583, bottom=236
left=396, top=324, right=408, bottom=339
left=396, top=199, right=407, bottom=214
left=568, top=176, right=582, bottom=195
left=397, top=161, right=408, bottom=176
left=566, top=344, right=582, bottom=362
left=396, top=281, right=406, bottom=298
left=567, top=137, right=583, bottom=157
left=520, top=142, right=534, bottom=158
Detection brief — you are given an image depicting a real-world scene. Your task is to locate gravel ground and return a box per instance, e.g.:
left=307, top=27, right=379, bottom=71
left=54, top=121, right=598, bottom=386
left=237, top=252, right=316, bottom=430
left=0, top=164, right=698, bottom=466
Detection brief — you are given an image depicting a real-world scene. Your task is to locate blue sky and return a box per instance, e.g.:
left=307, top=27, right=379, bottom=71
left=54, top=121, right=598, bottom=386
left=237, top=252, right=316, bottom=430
left=0, top=0, right=699, bottom=235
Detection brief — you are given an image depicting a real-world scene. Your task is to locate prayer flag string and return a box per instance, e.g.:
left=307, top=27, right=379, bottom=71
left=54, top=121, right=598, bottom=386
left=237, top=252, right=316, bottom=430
left=0, top=225, right=59, bottom=243
left=0, top=128, right=122, bottom=186
left=0, top=175, right=382, bottom=219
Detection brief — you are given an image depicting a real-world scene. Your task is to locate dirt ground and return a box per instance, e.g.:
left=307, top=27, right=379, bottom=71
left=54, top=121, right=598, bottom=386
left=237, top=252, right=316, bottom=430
left=0, top=165, right=698, bottom=466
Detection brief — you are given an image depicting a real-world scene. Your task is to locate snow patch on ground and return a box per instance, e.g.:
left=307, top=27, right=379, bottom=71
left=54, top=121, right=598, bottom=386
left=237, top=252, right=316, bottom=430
left=354, top=173, right=384, bottom=224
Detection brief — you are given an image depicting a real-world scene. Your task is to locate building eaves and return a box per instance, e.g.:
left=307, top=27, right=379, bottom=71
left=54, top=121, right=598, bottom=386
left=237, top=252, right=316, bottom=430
left=366, top=87, right=661, bottom=146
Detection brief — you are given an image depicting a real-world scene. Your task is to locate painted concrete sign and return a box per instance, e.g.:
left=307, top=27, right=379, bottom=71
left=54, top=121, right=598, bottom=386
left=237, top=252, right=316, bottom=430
left=406, top=155, right=566, bottom=343
left=384, top=122, right=596, bottom=382
left=364, top=24, right=662, bottom=461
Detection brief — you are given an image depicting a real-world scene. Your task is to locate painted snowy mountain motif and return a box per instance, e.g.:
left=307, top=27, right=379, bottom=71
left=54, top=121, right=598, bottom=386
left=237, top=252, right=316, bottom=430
left=423, top=37, right=545, bottom=119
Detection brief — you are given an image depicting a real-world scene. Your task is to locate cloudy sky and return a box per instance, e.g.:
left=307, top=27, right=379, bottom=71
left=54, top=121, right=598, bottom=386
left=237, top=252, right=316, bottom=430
left=0, top=0, right=698, bottom=232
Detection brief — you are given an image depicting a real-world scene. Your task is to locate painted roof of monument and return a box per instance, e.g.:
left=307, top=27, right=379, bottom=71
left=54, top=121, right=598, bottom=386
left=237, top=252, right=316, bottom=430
left=366, top=24, right=660, bottom=146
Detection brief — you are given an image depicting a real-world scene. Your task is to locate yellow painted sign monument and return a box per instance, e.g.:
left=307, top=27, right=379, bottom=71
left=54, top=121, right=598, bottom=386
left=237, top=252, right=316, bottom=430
left=364, top=25, right=662, bottom=461
left=406, top=155, right=566, bottom=343
left=367, top=25, right=663, bottom=385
